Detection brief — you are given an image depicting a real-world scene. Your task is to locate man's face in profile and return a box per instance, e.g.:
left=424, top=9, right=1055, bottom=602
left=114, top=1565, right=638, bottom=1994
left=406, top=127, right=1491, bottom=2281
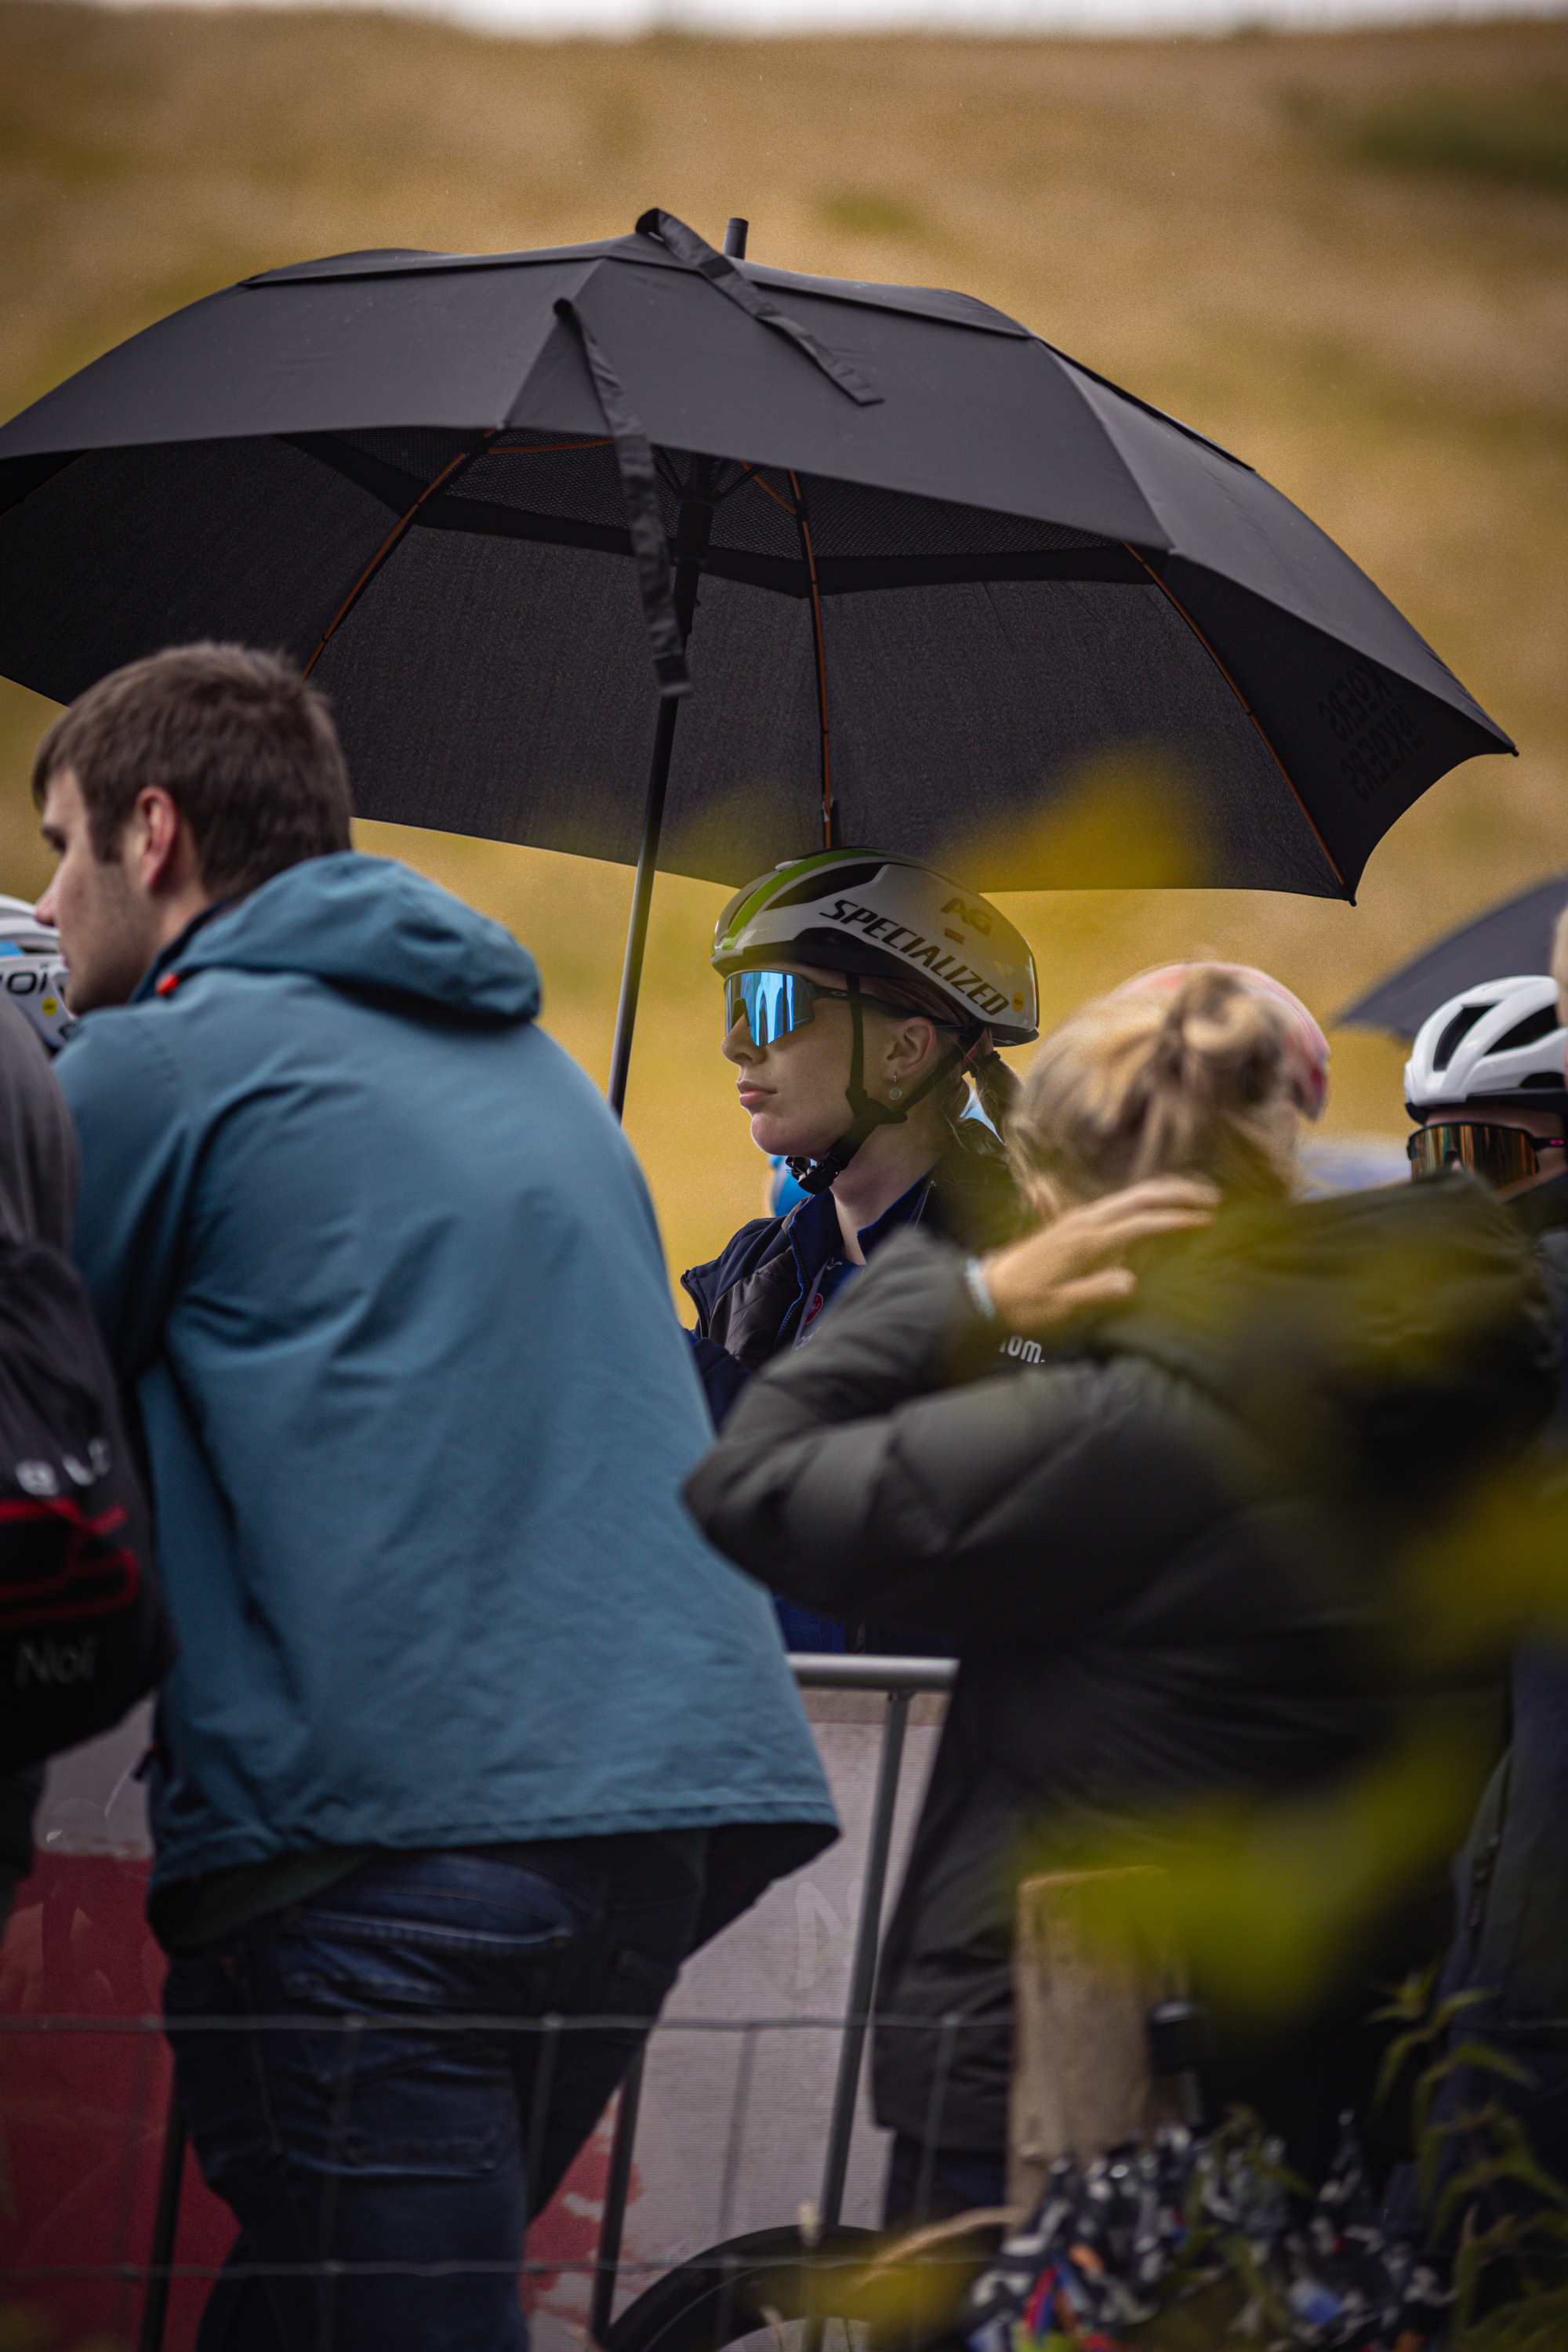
left=35, top=767, right=157, bottom=1014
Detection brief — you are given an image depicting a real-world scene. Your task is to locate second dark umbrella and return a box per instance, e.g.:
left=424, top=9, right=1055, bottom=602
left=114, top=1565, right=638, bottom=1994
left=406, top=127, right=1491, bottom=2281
left=1337, top=875, right=1568, bottom=1039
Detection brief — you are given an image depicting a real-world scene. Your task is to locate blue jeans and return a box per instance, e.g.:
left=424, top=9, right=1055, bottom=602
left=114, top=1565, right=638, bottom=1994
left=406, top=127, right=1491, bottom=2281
left=164, top=1835, right=704, bottom=2352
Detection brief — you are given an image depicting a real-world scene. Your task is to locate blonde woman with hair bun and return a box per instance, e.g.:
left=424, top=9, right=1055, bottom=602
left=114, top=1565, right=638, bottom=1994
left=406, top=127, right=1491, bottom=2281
left=688, top=956, right=1551, bottom=2223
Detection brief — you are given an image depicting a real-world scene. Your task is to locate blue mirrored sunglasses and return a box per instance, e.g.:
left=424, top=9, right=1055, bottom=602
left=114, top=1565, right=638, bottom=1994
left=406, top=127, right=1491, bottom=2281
left=724, top=971, right=860, bottom=1047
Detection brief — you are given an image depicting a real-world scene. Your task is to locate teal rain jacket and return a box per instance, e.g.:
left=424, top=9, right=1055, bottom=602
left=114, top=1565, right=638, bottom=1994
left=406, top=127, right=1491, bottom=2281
left=57, top=855, right=836, bottom=1927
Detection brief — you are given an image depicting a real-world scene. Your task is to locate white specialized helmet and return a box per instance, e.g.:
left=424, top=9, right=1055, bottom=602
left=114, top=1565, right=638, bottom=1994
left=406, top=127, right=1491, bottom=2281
left=1404, top=975, right=1568, bottom=1116
left=712, top=850, right=1039, bottom=1047
left=0, top=897, right=74, bottom=1055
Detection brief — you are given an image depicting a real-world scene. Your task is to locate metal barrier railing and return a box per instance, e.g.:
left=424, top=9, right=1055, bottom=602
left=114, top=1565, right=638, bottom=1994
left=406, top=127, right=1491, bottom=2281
left=1, top=1653, right=957, bottom=2350
left=586, top=1653, right=955, bottom=2339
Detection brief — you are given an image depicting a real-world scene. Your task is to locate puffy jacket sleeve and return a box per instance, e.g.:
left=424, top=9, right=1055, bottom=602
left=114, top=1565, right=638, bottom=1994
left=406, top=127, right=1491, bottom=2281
left=683, top=1228, right=1196, bottom=1641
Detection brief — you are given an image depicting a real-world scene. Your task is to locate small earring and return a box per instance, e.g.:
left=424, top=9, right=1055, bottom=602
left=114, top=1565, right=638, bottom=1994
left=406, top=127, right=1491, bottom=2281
left=887, top=1081, right=903, bottom=1103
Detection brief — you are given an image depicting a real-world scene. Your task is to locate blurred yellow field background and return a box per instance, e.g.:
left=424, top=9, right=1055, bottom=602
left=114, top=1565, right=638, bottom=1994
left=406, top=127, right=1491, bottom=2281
left=2, top=5, right=1565, bottom=1283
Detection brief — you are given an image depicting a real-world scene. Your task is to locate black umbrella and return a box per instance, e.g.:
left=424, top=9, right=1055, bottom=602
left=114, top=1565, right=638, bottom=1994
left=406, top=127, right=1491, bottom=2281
left=1336, top=874, right=1568, bottom=1040
left=0, top=210, right=1512, bottom=1109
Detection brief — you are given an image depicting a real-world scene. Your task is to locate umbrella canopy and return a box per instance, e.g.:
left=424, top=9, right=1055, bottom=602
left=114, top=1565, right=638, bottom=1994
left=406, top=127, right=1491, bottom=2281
left=1336, top=875, right=1568, bottom=1040
left=0, top=214, right=1509, bottom=896
left=0, top=212, right=1515, bottom=1104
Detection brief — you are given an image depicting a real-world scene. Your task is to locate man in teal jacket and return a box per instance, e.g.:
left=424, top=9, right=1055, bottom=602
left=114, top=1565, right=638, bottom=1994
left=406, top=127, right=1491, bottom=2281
left=35, top=643, right=836, bottom=2352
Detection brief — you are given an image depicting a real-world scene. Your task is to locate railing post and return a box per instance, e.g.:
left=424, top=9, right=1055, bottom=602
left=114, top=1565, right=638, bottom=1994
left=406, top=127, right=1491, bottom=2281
left=817, top=1687, right=911, bottom=2229
left=590, top=2046, right=646, bottom=2343
left=136, top=2085, right=186, bottom=2352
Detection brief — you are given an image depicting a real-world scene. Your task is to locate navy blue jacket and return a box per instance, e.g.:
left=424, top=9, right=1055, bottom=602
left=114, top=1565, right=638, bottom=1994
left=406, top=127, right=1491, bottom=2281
left=684, top=1126, right=1025, bottom=1652
left=683, top=1125, right=1024, bottom=1430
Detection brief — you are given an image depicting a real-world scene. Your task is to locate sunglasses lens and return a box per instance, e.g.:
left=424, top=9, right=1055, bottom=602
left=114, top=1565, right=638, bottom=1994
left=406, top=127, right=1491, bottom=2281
left=1408, top=1123, right=1539, bottom=1187
left=726, top=972, right=811, bottom=1048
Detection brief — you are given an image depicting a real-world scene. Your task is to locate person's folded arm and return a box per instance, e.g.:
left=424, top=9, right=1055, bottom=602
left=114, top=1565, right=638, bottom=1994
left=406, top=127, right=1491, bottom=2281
left=682, top=1229, right=1167, bottom=1640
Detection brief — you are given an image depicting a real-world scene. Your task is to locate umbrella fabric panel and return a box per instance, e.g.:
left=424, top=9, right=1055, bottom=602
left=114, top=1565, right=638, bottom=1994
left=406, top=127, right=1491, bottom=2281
left=1067, top=360, right=1503, bottom=736
left=1167, top=561, right=1511, bottom=898
left=314, top=532, right=829, bottom=872
left=0, top=263, right=603, bottom=456
left=535, top=262, right=1163, bottom=542
left=818, top=575, right=1340, bottom=895
left=310, top=511, right=1339, bottom=893
left=315, top=527, right=665, bottom=861
left=789, top=470, right=1123, bottom=574
left=255, top=234, right=1033, bottom=341
left=0, top=437, right=395, bottom=706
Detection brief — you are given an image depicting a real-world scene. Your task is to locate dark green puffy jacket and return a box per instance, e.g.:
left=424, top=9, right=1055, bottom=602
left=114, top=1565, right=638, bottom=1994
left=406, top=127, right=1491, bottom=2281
left=686, top=1174, right=1555, bottom=2162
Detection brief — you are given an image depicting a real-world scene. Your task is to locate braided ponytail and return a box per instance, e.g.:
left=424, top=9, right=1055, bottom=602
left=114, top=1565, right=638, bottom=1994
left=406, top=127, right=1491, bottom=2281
left=969, top=1047, right=1021, bottom=1137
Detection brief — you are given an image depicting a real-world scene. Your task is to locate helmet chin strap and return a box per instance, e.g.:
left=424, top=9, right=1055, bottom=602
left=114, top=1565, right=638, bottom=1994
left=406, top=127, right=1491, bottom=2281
left=787, top=976, right=981, bottom=1196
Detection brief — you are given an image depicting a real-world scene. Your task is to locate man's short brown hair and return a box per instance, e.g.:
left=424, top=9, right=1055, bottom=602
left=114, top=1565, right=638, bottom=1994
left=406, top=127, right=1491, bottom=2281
left=34, top=644, right=354, bottom=898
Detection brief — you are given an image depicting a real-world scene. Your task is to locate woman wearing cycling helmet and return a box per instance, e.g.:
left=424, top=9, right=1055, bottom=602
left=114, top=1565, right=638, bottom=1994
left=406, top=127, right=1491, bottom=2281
left=684, top=852, right=1038, bottom=1647
left=688, top=963, right=1552, bottom=2212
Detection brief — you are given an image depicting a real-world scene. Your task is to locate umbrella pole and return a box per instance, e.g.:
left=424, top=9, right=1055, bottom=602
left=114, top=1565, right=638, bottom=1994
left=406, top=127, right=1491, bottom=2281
left=608, top=697, right=681, bottom=1118
left=607, top=467, right=714, bottom=1120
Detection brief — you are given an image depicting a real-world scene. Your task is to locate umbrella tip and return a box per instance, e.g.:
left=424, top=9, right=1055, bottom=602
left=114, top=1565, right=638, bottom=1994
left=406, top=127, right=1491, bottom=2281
left=723, top=217, right=749, bottom=260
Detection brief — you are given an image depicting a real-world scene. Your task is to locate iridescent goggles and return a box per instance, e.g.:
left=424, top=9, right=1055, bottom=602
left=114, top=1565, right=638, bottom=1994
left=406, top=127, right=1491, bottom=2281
left=724, top=970, right=863, bottom=1047
left=1408, top=1120, right=1566, bottom=1188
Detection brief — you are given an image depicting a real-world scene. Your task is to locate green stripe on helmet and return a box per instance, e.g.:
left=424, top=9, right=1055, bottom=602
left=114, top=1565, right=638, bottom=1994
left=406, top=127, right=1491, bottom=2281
left=716, top=850, right=898, bottom=949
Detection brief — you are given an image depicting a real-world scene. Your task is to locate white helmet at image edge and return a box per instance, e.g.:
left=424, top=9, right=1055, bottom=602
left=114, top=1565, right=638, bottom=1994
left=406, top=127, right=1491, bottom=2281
left=712, top=851, right=1039, bottom=1047
left=0, top=896, right=74, bottom=1055
left=1404, top=974, right=1568, bottom=1114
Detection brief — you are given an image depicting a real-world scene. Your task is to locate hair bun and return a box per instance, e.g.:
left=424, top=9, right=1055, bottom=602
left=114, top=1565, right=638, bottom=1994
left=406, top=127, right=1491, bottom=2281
left=1005, top=960, right=1307, bottom=1205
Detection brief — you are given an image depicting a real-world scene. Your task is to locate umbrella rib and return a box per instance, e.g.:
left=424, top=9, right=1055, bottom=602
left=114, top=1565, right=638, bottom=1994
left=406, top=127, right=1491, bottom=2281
left=748, top=470, right=798, bottom=518
left=789, top=470, right=834, bottom=849
left=1120, top=543, right=1348, bottom=896
left=302, top=441, right=492, bottom=678
left=494, top=437, right=612, bottom=455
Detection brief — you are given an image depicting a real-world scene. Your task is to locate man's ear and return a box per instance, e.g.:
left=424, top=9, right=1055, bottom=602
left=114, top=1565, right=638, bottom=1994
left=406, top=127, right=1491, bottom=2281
left=125, top=786, right=188, bottom=896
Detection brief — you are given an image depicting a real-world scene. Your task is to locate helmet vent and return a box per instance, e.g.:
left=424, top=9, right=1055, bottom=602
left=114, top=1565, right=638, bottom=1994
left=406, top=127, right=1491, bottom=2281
left=1522, top=1072, right=1566, bottom=1090
left=1492, top=1005, right=1559, bottom=1055
left=770, top=862, right=884, bottom=909
left=1432, top=1004, right=1489, bottom=1071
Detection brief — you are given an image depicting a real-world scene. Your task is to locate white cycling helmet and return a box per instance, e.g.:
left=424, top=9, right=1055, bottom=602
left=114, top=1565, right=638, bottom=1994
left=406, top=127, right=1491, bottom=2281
left=1405, top=975, right=1568, bottom=1115
left=713, top=851, right=1039, bottom=1045
left=713, top=850, right=1038, bottom=1192
left=0, top=897, right=74, bottom=1055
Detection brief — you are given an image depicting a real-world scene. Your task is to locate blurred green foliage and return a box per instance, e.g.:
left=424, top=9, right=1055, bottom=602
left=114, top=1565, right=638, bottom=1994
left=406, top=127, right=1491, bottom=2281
left=1291, top=83, right=1568, bottom=196
left=1349, top=86, right=1568, bottom=195
left=1023, top=1722, right=1492, bottom=2027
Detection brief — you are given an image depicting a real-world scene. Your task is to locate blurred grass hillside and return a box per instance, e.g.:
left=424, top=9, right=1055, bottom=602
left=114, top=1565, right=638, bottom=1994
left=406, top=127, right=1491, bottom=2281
left=1, top=5, right=1565, bottom=1280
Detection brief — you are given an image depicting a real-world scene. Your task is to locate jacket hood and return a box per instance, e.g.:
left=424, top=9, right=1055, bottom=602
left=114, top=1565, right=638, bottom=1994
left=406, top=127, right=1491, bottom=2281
left=1099, top=1172, right=1555, bottom=1504
left=136, top=854, right=540, bottom=1024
